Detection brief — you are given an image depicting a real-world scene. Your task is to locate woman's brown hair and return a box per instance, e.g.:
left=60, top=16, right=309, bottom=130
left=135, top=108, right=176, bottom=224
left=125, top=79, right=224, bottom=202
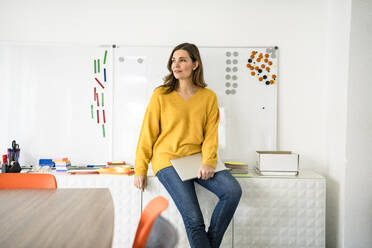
left=160, top=43, right=207, bottom=94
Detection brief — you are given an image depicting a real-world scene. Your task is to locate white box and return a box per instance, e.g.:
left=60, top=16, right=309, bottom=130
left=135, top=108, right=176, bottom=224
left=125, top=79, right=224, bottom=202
left=256, top=151, right=299, bottom=175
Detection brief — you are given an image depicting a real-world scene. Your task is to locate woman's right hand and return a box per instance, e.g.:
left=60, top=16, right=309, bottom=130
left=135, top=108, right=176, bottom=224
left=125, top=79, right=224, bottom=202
left=134, top=175, right=147, bottom=192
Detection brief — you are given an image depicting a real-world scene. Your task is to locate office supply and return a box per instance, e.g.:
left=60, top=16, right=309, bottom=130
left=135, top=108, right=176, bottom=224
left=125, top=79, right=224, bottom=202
left=103, top=109, right=106, bottom=123
left=0, top=189, right=114, bottom=247
left=53, top=158, right=71, bottom=172
left=91, top=104, right=94, bottom=118
left=107, top=161, right=126, bottom=165
left=39, top=159, right=55, bottom=167
left=98, top=166, right=134, bottom=175
left=1, top=155, right=7, bottom=173
left=69, top=171, right=99, bottom=175
left=97, top=109, right=99, bottom=123
left=256, top=151, right=299, bottom=176
left=104, top=68, right=107, bottom=82
left=170, top=153, right=227, bottom=181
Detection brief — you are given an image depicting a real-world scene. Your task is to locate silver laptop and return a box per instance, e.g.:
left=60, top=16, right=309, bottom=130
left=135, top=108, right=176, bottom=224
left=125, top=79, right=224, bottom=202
left=170, top=153, right=227, bottom=181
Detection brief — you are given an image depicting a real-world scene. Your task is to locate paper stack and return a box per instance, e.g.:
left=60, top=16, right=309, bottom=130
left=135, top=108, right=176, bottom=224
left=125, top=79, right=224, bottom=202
left=53, top=158, right=71, bottom=172
left=225, top=162, right=251, bottom=177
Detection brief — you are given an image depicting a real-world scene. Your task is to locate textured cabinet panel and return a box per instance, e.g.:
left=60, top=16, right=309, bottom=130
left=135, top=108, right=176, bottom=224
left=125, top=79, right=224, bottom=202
left=235, top=177, right=325, bottom=248
left=56, top=175, right=141, bottom=248
left=143, top=177, right=233, bottom=248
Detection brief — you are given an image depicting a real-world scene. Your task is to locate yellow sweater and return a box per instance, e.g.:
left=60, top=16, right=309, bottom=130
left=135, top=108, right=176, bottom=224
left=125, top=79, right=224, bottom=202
left=134, top=86, right=220, bottom=176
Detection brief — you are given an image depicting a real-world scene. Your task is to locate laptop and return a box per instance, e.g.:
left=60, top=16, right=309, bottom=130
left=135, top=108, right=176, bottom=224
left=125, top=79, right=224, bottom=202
left=170, top=152, right=227, bottom=181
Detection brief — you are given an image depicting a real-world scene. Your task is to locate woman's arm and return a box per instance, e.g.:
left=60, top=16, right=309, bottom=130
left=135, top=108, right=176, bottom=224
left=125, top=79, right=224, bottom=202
left=201, top=93, right=220, bottom=170
left=134, top=90, right=161, bottom=176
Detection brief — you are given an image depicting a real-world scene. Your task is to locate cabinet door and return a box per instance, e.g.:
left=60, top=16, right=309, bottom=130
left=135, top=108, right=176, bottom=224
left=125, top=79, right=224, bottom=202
left=235, top=178, right=325, bottom=248
left=143, top=176, right=233, bottom=248
left=56, top=175, right=141, bottom=248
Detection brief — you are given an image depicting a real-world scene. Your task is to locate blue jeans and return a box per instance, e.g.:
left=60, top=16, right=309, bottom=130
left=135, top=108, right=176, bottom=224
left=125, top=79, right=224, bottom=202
left=156, top=166, right=242, bottom=248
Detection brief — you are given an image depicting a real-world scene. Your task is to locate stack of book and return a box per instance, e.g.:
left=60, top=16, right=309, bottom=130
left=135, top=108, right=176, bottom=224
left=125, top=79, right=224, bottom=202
left=225, top=162, right=251, bottom=177
left=53, top=158, right=71, bottom=172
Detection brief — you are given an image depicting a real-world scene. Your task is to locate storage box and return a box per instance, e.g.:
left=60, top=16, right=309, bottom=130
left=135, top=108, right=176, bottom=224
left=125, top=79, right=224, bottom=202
left=256, top=151, right=299, bottom=176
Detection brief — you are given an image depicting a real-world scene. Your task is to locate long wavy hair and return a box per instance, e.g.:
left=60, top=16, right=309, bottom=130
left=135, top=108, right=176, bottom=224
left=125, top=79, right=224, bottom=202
left=160, top=43, right=207, bottom=94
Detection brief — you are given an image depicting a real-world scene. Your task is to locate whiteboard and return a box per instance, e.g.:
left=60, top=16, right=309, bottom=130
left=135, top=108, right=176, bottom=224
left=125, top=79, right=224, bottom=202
left=113, top=46, right=278, bottom=169
left=0, top=43, right=113, bottom=166
left=0, top=43, right=277, bottom=168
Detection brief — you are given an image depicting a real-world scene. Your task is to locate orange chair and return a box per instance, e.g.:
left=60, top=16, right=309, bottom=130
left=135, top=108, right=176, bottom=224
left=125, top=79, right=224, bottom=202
left=133, top=196, right=172, bottom=248
left=0, top=173, right=57, bottom=189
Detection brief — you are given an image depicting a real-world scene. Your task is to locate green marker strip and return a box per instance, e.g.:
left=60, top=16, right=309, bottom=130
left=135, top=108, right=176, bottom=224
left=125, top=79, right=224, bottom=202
left=98, top=59, right=100, bottom=73
left=91, top=105, right=94, bottom=118
left=102, top=124, right=106, bottom=138
left=94, top=60, right=96, bottom=74
left=103, top=50, right=107, bottom=64
left=102, top=93, right=104, bottom=107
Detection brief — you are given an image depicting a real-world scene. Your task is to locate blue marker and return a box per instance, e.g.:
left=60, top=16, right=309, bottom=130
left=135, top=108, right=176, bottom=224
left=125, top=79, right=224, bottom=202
left=104, top=68, right=107, bottom=82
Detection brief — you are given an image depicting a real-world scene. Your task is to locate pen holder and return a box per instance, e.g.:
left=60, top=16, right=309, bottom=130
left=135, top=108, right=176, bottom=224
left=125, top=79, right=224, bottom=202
left=8, top=162, right=21, bottom=173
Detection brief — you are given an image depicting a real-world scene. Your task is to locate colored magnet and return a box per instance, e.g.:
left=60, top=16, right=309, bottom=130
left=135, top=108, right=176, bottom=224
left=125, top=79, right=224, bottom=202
left=104, top=50, right=107, bottom=64
left=95, top=78, right=104, bottom=89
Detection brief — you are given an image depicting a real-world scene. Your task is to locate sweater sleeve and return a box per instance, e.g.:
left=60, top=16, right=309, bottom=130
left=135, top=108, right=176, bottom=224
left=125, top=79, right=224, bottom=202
left=202, top=94, right=220, bottom=168
left=134, top=90, right=161, bottom=176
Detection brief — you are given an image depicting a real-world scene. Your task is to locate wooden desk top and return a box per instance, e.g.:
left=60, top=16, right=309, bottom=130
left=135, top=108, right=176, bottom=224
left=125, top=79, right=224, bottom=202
left=0, top=188, right=114, bottom=248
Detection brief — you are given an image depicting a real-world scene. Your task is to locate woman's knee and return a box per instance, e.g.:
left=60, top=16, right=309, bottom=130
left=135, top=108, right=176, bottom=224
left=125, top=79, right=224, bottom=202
left=228, top=182, right=242, bottom=202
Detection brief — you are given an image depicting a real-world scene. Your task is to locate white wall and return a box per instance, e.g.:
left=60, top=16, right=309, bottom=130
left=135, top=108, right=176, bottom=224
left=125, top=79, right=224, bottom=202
left=325, top=0, right=351, bottom=247
left=0, top=0, right=329, bottom=168
left=345, top=0, right=372, bottom=247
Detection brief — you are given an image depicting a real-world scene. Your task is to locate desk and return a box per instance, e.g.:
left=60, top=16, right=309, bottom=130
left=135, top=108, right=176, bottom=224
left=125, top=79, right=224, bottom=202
left=0, top=188, right=114, bottom=248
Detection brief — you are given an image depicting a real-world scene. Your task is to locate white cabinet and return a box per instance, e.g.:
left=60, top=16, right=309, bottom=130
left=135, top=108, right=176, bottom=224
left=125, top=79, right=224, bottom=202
left=234, top=171, right=326, bottom=248
left=55, top=170, right=325, bottom=248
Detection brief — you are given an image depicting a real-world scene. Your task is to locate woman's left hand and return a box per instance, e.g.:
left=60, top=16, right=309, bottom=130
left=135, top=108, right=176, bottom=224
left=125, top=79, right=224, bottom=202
left=198, top=164, right=215, bottom=180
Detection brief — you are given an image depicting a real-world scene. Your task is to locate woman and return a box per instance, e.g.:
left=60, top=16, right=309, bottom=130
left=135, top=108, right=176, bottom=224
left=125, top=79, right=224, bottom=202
left=134, top=43, right=242, bottom=248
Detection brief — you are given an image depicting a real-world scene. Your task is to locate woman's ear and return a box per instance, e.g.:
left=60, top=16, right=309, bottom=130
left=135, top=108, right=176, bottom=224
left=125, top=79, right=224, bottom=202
left=193, top=61, right=199, bottom=71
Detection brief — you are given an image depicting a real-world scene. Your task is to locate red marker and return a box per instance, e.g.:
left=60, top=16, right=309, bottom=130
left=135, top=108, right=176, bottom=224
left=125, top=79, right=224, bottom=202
left=103, top=109, right=106, bottom=123
left=94, top=87, right=96, bottom=101
left=97, top=110, right=99, bottom=123
left=95, top=78, right=104, bottom=89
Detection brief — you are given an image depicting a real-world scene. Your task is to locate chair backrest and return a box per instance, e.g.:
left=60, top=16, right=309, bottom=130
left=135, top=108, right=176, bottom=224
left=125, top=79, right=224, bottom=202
left=132, top=196, right=169, bottom=248
left=146, top=215, right=178, bottom=248
left=0, top=173, right=57, bottom=189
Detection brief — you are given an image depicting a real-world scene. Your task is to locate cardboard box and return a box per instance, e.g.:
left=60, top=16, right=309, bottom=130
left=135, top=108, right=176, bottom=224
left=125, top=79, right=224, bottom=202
left=256, top=151, right=299, bottom=176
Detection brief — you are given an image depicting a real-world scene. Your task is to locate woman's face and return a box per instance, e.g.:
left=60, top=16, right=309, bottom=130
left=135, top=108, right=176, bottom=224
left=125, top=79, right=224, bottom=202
left=171, top=49, right=198, bottom=80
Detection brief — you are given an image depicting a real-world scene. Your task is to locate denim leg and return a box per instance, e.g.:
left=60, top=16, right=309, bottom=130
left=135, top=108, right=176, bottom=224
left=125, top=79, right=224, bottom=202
left=196, top=170, right=242, bottom=248
left=156, top=166, right=211, bottom=248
